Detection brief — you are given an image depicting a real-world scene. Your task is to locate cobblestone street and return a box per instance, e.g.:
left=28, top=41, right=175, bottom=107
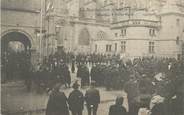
left=2, top=71, right=128, bottom=115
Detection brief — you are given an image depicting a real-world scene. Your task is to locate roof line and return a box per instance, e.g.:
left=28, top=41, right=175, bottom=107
left=1, top=7, right=40, bottom=13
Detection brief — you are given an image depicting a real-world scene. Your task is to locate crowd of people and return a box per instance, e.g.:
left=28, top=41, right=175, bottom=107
left=46, top=81, right=100, bottom=115
left=30, top=52, right=72, bottom=93
left=2, top=49, right=184, bottom=115
left=1, top=50, right=31, bottom=82
left=43, top=50, right=184, bottom=115
left=85, top=57, right=184, bottom=115
left=25, top=51, right=122, bottom=92
left=75, top=53, right=120, bottom=65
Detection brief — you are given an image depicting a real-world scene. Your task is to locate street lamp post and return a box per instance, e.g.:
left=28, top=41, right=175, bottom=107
left=55, top=25, right=61, bottom=52
left=40, top=0, right=43, bottom=61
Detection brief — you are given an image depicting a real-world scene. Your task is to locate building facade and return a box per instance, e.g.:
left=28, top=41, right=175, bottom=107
left=1, top=0, right=184, bottom=61
left=1, top=0, right=43, bottom=64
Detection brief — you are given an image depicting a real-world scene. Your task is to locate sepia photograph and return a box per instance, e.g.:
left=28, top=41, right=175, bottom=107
left=1, top=0, right=184, bottom=115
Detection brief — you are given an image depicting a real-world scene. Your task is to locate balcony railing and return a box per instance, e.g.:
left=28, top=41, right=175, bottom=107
left=69, top=16, right=110, bottom=25
left=111, top=19, right=161, bottom=29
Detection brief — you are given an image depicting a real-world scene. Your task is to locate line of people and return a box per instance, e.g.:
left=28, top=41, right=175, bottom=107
left=47, top=50, right=121, bottom=66
left=46, top=81, right=101, bottom=115
left=46, top=80, right=129, bottom=115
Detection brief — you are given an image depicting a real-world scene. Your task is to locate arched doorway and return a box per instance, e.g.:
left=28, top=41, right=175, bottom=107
left=1, top=31, right=32, bottom=82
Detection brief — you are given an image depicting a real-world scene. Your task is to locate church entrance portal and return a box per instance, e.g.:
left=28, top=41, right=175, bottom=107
left=1, top=31, right=32, bottom=82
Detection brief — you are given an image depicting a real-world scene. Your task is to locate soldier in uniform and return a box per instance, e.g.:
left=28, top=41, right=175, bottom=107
left=85, top=81, right=100, bottom=115
left=91, top=64, right=105, bottom=86
left=68, top=81, right=84, bottom=115
left=111, top=65, right=121, bottom=90
left=104, top=65, right=112, bottom=90
left=63, top=64, right=71, bottom=88
left=77, top=64, right=90, bottom=87
left=118, top=63, right=129, bottom=89
left=90, top=65, right=98, bottom=83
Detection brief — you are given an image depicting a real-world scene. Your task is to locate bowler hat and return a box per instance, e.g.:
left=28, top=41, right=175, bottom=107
left=72, top=82, right=80, bottom=89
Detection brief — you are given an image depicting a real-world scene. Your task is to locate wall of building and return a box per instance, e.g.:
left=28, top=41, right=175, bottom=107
left=157, top=40, right=181, bottom=58
left=126, top=40, right=148, bottom=57
left=70, top=22, right=110, bottom=53
left=111, top=22, right=159, bottom=57
left=2, top=0, right=184, bottom=60
left=1, top=0, right=40, bottom=11
left=1, top=7, right=41, bottom=50
left=1, top=0, right=43, bottom=64
left=159, top=14, right=184, bottom=40
left=92, top=40, right=114, bottom=54
left=158, top=14, right=184, bottom=58
left=83, top=1, right=97, bottom=19
left=67, top=0, right=80, bottom=17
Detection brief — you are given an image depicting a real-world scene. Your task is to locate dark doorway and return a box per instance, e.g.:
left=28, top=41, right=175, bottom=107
left=1, top=32, right=32, bottom=83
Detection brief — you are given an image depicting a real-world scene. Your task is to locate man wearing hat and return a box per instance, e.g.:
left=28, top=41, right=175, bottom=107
left=85, top=81, right=100, bottom=115
left=124, top=75, right=139, bottom=115
left=68, top=81, right=84, bottom=115
left=109, top=96, right=127, bottom=115
left=46, top=84, right=69, bottom=115
left=138, top=74, right=154, bottom=95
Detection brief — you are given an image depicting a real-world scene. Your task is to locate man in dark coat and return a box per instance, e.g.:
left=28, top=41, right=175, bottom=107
left=90, top=65, right=97, bottom=82
left=63, top=64, right=71, bottom=88
left=46, top=84, right=69, bottom=115
left=109, top=96, right=127, bottom=115
left=71, top=58, right=75, bottom=73
left=104, top=66, right=112, bottom=90
left=91, top=64, right=104, bottom=86
left=68, top=81, right=84, bottom=115
left=138, top=74, right=154, bottom=95
left=151, top=102, right=165, bottom=115
left=85, top=81, right=100, bottom=115
left=124, top=76, right=139, bottom=115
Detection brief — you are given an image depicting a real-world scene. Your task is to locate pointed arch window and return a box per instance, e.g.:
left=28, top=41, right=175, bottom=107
left=78, top=28, right=90, bottom=45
